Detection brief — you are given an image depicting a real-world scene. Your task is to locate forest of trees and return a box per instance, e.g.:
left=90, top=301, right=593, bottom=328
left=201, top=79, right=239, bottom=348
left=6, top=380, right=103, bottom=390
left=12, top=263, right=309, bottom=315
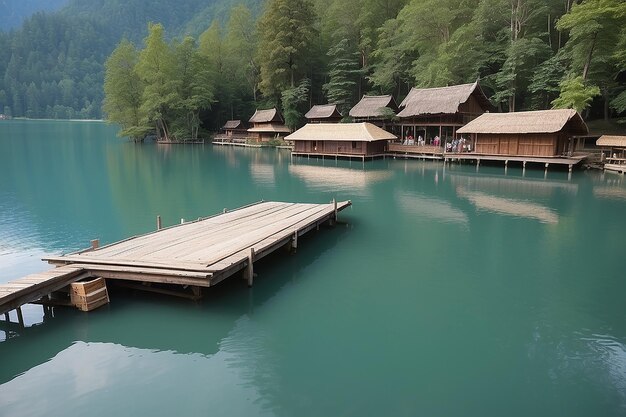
left=2, top=0, right=626, bottom=137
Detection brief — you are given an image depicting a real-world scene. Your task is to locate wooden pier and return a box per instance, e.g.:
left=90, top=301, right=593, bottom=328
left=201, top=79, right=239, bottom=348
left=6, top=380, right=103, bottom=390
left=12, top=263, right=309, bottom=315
left=0, top=200, right=351, bottom=318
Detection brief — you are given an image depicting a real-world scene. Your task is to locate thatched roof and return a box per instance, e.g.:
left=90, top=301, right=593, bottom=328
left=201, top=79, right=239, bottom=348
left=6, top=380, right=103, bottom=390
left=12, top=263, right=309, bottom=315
left=349, top=95, right=398, bottom=118
left=457, top=109, right=588, bottom=135
left=286, top=123, right=396, bottom=142
left=397, top=81, right=491, bottom=117
left=248, top=124, right=291, bottom=133
left=223, top=120, right=242, bottom=129
left=597, top=135, right=626, bottom=147
left=305, top=104, right=342, bottom=120
left=249, top=108, right=283, bottom=124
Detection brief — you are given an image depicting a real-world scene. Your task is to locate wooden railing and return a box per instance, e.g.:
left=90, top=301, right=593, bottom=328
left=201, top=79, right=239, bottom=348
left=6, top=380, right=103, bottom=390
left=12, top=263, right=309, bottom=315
left=388, top=143, right=444, bottom=155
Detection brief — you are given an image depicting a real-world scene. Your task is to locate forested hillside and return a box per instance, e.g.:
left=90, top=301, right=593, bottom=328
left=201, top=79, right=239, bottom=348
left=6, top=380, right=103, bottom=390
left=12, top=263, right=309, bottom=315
left=0, top=0, right=261, bottom=119
left=0, top=0, right=67, bottom=31
left=1, top=0, right=625, bottom=130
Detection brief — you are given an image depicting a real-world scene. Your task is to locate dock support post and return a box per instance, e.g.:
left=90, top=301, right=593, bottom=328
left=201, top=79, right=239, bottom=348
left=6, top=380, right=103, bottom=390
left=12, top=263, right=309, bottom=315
left=223, top=208, right=227, bottom=214
left=3, top=312, right=8, bottom=322
left=246, top=248, right=255, bottom=287
left=292, top=231, right=298, bottom=252
left=180, top=218, right=185, bottom=224
left=90, top=239, right=99, bottom=250
left=156, top=215, right=162, bottom=230
left=333, top=198, right=338, bottom=223
left=16, top=307, right=24, bottom=328
left=568, top=164, right=573, bottom=173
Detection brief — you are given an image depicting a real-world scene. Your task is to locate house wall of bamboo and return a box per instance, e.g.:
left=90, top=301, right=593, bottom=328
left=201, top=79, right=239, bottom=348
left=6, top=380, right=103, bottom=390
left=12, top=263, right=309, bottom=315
left=294, top=140, right=386, bottom=156
left=474, top=133, right=570, bottom=157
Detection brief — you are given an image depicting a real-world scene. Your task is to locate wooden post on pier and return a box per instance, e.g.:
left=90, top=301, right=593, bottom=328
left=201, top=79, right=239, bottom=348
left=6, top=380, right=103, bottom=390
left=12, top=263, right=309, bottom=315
left=90, top=239, right=99, bottom=250
left=292, top=230, right=298, bottom=252
left=246, top=248, right=255, bottom=287
left=16, top=306, right=24, bottom=328
left=156, top=215, right=162, bottom=230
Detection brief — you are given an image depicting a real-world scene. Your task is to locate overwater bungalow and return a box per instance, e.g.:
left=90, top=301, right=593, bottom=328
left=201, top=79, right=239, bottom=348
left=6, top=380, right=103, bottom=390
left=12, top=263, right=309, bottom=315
left=287, top=122, right=396, bottom=160
left=247, top=108, right=291, bottom=142
left=455, top=109, right=589, bottom=170
left=597, top=135, right=626, bottom=173
left=214, top=119, right=248, bottom=143
left=396, top=81, right=490, bottom=142
left=349, top=95, right=399, bottom=130
left=305, top=104, right=342, bottom=123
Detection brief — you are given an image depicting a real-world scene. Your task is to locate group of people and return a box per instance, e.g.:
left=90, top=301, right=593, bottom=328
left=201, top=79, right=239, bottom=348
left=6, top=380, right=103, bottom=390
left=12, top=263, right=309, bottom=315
left=403, top=135, right=425, bottom=146
left=401, top=134, right=469, bottom=152
left=445, top=137, right=470, bottom=153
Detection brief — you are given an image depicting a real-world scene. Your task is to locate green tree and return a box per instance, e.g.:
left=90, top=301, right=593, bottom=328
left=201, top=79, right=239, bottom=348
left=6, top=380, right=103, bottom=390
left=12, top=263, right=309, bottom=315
left=557, top=0, right=626, bottom=118
left=551, top=75, right=600, bottom=112
left=224, top=5, right=259, bottom=103
left=323, top=39, right=360, bottom=116
left=170, top=36, right=214, bottom=140
left=257, top=0, right=318, bottom=100
left=136, top=23, right=177, bottom=141
left=103, top=39, right=147, bottom=141
left=282, top=78, right=310, bottom=130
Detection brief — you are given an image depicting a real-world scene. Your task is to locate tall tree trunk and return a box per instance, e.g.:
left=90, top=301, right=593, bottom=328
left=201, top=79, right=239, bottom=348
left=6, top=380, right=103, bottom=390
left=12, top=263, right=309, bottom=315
left=582, top=33, right=597, bottom=81
left=604, top=87, right=610, bottom=121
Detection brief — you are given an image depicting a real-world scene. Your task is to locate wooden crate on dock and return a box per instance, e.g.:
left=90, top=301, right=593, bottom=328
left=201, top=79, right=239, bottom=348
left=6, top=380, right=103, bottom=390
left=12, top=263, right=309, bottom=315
left=70, top=277, right=109, bottom=312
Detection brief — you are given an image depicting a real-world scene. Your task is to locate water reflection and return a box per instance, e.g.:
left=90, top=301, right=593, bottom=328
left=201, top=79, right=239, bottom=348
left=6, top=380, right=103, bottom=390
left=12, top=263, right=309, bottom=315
left=288, top=164, right=391, bottom=195
left=449, top=172, right=578, bottom=198
left=0, top=341, right=273, bottom=416
left=457, top=187, right=559, bottom=224
left=250, top=163, right=276, bottom=186
left=395, top=191, right=469, bottom=227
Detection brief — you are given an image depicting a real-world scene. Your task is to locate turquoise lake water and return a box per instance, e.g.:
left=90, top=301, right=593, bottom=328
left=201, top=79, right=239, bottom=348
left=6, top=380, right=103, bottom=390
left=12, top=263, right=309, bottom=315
left=0, top=119, right=625, bottom=416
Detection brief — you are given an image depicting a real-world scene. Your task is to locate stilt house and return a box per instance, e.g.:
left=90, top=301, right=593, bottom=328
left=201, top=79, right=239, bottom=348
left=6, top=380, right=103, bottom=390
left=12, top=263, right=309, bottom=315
left=248, top=108, right=291, bottom=142
left=287, top=122, right=396, bottom=159
left=456, top=109, right=589, bottom=157
left=349, top=95, right=398, bottom=130
left=396, top=81, right=491, bottom=144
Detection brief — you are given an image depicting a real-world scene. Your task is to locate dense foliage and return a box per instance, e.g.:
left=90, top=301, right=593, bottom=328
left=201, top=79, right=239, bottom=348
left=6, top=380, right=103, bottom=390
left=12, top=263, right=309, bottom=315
left=1, top=0, right=625, bottom=133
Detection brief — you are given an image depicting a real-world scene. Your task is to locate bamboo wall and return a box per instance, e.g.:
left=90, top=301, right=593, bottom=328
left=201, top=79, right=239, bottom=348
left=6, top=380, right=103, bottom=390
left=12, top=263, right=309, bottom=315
left=474, top=133, right=565, bottom=157
left=294, top=140, right=386, bottom=155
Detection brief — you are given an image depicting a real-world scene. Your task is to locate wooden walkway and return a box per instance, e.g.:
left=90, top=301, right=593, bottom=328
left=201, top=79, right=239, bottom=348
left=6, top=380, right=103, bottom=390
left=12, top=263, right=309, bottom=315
left=0, top=265, right=88, bottom=316
left=0, top=200, right=351, bottom=316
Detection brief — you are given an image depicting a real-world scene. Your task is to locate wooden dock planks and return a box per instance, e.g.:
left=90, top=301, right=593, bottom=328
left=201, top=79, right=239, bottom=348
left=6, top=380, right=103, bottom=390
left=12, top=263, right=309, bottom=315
left=45, top=200, right=351, bottom=286
left=0, top=265, right=88, bottom=316
left=0, top=200, right=351, bottom=316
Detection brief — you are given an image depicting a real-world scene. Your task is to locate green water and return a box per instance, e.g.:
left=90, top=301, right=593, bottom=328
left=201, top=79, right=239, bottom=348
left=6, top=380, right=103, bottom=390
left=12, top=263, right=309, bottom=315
left=0, top=119, right=625, bottom=416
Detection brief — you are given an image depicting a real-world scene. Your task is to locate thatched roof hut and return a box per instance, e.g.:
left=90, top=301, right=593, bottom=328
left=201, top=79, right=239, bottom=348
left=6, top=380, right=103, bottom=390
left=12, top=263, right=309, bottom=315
left=223, top=120, right=243, bottom=130
left=249, top=108, right=283, bottom=124
left=397, top=81, right=491, bottom=118
left=247, top=108, right=290, bottom=142
left=457, top=109, right=588, bottom=135
left=349, top=95, right=398, bottom=120
left=305, top=104, right=342, bottom=123
left=596, top=135, right=626, bottom=147
left=456, top=109, right=588, bottom=157
left=288, top=122, right=396, bottom=158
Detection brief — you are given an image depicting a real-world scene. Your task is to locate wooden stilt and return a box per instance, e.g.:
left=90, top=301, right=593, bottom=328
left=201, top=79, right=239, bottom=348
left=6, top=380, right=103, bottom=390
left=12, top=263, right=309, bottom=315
left=16, top=307, right=24, bottom=328
left=156, top=215, right=162, bottom=230
left=90, top=239, right=100, bottom=250
left=292, top=230, right=298, bottom=252
left=3, top=312, right=8, bottom=322
left=246, top=248, right=255, bottom=287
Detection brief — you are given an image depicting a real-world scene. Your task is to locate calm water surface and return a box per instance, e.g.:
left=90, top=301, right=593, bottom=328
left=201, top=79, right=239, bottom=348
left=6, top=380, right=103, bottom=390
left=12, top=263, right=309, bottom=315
left=0, top=120, right=625, bottom=416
